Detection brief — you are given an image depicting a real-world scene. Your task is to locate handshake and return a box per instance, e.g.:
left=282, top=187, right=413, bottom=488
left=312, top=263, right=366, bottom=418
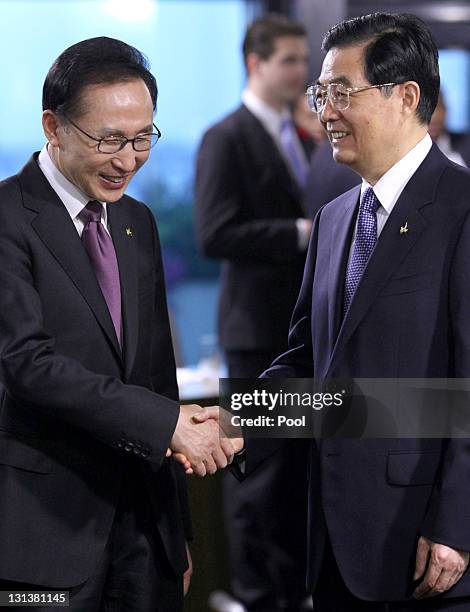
left=168, top=404, right=244, bottom=476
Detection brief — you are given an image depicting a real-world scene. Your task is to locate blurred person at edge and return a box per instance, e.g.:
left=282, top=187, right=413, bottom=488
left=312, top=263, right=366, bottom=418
left=195, top=13, right=314, bottom=612
left=293, top=90, right=327, bottom=145
left=429, top=92, right=469, bottom=167
left=0, top=36, right=239, bottom=612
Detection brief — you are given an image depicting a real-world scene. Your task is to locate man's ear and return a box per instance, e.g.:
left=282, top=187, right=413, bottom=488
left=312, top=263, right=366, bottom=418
left=400, top=81, right=421, bottom=118
left=42, top=110, right=61, bottom=147
left=246, top=52, right=261, bottom=77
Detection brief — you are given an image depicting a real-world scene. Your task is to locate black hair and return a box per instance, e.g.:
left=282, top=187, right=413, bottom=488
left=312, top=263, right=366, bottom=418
left=322, top=13, right=439, bottom=124
left=42, top=36, right=157, bottom=118
left=242, top=13, right=306, bottom=66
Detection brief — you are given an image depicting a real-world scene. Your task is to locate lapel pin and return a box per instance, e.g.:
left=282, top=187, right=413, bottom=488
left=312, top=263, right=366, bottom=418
left=125, top=227, right=133, bottom=237
left=400, top=222, right=409, bottom=235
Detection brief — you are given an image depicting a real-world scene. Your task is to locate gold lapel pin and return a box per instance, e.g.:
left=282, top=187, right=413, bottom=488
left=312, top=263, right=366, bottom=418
left=400, top=222, right=409, bottom=235
left=125, top=227, right=133, bottom=237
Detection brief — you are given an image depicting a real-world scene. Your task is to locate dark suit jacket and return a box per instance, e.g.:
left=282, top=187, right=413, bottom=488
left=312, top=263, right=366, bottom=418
left=243, top=145, right=470, bottom=601
left=304, top=140, right=361, bottom=219
left=195, top=104, right=313, bottom=352
left=0, top=155, right=191, bottom=587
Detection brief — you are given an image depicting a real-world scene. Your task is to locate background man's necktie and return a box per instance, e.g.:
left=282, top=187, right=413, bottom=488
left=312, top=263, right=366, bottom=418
left=80, top=201, right=122, bottom=345
left=343, top=186, right=380, bottom=315
left=279, top=117, right=309, bottom=189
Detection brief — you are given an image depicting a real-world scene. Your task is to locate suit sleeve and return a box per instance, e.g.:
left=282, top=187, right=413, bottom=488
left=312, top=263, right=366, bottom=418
left=231, top=209, right=322, bottom=480
left=195, top=125, right=301, bottom=264
left=420, top=210, right=470, bottom=550
left=0, top=186, right=179, bottom=471
left=261, top=207, right=320, bottom=379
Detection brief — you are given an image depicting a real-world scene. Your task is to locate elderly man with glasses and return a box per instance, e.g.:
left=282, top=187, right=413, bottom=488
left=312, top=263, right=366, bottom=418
left=193, top=11, right=470, bottom=611
left=0, top=36, right=238, bottom=611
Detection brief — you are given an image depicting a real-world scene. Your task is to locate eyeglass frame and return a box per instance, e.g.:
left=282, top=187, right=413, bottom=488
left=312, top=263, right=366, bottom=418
left=62, top=114, right=162, bottom=153
left=306, top=82, right=397, bottom=114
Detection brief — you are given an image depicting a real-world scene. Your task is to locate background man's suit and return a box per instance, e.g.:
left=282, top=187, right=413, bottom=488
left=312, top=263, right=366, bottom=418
left=305, top=140, right=360, bottom=219
left=196, top=104, right=313, bottom=364
left=0, top=155, right=191, bottom=590
left=244, top=144, right=470, bottom=604
left=196, top=103, right=313, bottom=609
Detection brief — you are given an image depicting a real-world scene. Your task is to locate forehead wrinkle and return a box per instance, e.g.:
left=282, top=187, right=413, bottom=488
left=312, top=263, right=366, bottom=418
left=316, top=75, right=353, bottom=86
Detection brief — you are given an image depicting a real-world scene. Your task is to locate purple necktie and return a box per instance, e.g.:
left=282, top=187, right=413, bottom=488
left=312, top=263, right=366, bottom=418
left=279, top=117, right=309, bottom=189
left=80, top=201, right=122, bottom=345
left=343, top=187, right=380, bottom=315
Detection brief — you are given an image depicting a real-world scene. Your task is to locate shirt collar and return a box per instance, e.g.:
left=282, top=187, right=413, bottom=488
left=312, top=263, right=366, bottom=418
left=38, top=144, right=107, bottom=223
left=361, top=133, right=433, bottom=214
left=242, top=88, right=290, bottom=142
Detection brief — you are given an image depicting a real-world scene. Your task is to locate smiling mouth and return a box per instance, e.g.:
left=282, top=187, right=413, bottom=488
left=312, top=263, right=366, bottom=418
left=100, top=174, right=129, bottom=184
left=328, top=131, right=349, bottom=143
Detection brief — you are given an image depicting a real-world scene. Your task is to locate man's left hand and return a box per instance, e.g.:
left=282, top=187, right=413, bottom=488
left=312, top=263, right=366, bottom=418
left=414, top=536, right=469, bottom=598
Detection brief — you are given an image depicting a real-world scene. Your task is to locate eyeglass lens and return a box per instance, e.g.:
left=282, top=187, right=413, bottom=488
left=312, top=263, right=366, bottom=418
left=98, top=134, right=160, bottom=153
left=309, top=84, right=350, bottom=113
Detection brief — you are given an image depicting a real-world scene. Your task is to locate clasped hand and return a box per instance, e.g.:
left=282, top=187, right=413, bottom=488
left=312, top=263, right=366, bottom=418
left=413, top=536, right=469, bottom=598
left=168, top=405, right=244, bottom=477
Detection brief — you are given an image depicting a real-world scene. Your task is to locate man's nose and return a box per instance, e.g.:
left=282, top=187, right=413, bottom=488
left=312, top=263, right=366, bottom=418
left=112, top=142, right=139, bottom=171
left=319, top=96, right=341, bottom=123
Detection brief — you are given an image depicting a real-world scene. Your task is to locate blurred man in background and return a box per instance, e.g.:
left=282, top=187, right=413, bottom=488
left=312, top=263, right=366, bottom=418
left=195, top=13, right=313, bottom=612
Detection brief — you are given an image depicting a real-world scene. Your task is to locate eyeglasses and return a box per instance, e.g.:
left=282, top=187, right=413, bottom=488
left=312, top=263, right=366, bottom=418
left=306, top=82, right=397, bottom=113
left=63, top=115, right=162, bottom=153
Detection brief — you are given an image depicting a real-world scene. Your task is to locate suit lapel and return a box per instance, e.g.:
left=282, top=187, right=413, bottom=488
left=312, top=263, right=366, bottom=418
left=327, top=145, right=448, bottom=374
left=107, top=202, right=139, bottom=379
left=326, top=186, right=360, bottom=358
left=21, top=156, right=122, bottom=362
left=330, top=192, right=428, bottom=365
left=240, top=105, right=302, bottom=203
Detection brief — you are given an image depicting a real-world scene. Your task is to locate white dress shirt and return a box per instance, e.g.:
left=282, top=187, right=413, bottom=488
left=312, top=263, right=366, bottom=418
left=241, top=88, right=310, bottom=250
left=38, top=144, right=109, bottom=237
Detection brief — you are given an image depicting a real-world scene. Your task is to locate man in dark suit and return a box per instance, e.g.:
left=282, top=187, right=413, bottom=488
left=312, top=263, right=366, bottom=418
left=195, top=14, right=313, bottom=612
left=0, top=37, right=236, bottom=611
left=194, top=12, right=470, bottom=610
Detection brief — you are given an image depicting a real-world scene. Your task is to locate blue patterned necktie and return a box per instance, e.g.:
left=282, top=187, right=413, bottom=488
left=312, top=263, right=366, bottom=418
left=343, top=187, right=380, bottom=315
left=279, top=117, right=309, bottom=189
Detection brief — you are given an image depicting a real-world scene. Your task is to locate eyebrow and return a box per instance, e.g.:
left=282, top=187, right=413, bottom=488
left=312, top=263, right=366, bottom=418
left=315, top=75, right=353, bottom=86
left=100, top=124, right=154, bottom=137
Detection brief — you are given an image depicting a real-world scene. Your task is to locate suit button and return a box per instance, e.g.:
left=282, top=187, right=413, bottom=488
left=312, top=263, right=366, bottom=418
left=141, top=451, right=150, bottom=459
left=117, top=439, right=125, bottom=449
left=133, top=447, right=141, bottom=455
left=124, top=443, right=133, bottom=452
